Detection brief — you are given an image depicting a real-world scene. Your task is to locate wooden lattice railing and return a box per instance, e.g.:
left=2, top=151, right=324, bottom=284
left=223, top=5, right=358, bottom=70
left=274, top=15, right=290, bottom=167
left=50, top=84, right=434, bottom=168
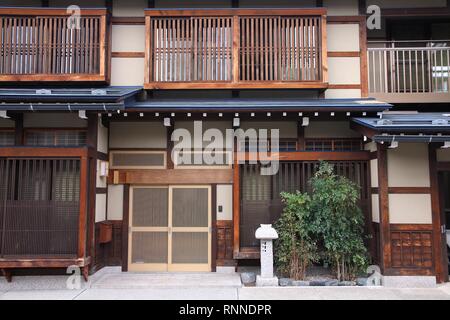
left=144, top=8, right=328, bottom=89
left=0, top=8, right=109, bottom=82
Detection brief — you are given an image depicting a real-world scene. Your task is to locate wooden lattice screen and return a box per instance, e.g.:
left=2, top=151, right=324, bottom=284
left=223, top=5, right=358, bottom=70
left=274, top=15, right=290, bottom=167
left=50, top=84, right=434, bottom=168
left=0, top=158, right=80, bottom=258
left=240, top=161, right=371, bottom=247
left=145, top=9, right=328, bottom=89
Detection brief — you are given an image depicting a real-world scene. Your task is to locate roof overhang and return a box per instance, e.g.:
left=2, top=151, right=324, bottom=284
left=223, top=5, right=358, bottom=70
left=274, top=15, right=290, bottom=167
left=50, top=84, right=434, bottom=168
left=0, top=87, right=142, bottom=104
left=351, top=112, right=450, bottom=143
left=127, top=98, right=392, bottom=112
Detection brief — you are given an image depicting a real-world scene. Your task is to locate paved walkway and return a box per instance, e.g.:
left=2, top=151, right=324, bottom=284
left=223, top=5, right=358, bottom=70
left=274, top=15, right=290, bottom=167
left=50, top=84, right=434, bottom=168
left=1, top=267, right=450, bottom=300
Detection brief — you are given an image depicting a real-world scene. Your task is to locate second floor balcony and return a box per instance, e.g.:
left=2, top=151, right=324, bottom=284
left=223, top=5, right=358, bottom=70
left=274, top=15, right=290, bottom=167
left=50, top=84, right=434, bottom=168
left=368, top=40, right=450, bottom=103
left=0, top=7, right=109, bottom=83
left=144, top=8, right=328, bottom=90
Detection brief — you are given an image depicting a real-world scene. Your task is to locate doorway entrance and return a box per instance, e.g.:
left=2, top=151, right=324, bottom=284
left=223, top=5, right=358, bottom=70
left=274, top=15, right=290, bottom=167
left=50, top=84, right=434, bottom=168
left=128, top=185, right=211, bottom=272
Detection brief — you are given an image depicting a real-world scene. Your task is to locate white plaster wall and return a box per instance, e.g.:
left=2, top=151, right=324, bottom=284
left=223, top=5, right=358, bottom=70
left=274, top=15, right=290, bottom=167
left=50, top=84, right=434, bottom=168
left=112, top=25, right=146, bottom=52
left=328, top=57, right=361, bottom=85
left=113, top=0, right=147, bottom=17
left=174, top=121, right=232, bottom=148
left=387, top=143, right=430, bottom=188
left=95, top=193, right=107, bottom=223
left=324, top=89, right=362, bottom=99
left=110, top=58, right=145, bottom=86
left=0, top=118, right=14, bottom=128
left=23, top=113, right=87, bottom=128
left=240, top=121, right=297, bottom=139
left=304, top=121, right=360, bottom=138
left=370, top=158, right=378, bottom=188
left=96, top=160, right=107, bottom=188
left=109, top=121, right=166, bottom=148
left=107, top=185, right=124, bottom=220
left=97, top=121, right=108, bottom=153
left=217, top=184, right=233, bottom=221
left=389, top=194, right=432, bottom=224
left=327, top=24, right=360, bottom=52
left=323, top=0, right=359, bottom=16
left=372, top=194, right=380, bottom=223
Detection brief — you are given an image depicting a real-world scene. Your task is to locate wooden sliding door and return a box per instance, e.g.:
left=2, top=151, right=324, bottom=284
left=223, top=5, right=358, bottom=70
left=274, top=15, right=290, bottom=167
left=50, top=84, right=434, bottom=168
left=128, top=185, right=211, bottom=272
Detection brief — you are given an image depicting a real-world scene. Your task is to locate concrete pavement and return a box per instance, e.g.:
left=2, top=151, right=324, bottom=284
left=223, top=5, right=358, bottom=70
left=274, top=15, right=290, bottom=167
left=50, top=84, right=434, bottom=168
left=1, top=267, right=450, bottom=300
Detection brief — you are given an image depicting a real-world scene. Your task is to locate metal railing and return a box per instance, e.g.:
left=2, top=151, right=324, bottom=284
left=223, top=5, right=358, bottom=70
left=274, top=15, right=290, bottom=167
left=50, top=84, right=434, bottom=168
left=368, top=40, right=450, bottom=94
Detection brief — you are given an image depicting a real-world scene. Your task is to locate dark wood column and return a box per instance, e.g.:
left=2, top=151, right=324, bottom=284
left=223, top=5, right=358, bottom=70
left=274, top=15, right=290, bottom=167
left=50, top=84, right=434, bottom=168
left=429, top=144, right=448, bottom=283
left=167, top=123, right=174, bottom=169
left=377, top=143, right=391, bottom=271
left=297, top=122, right=305, bottom=151
left=13, top=113, right=24, bottom=146
left=87, top=114, right=99, bottom=271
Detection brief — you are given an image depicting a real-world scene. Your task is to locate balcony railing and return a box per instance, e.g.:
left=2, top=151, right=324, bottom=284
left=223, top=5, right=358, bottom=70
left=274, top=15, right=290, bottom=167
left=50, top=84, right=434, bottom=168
left=144, top=8, right=328, bottom=89
left=368, top=40, right=450, bottom=103
left=0, top=8, right=109, bottom=82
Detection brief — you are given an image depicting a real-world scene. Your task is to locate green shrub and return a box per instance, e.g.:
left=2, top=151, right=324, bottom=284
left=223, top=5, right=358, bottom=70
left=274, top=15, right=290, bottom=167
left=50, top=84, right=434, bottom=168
left=274, top=191, right=318, bottom=280
left=309, top=162, right=369, bottom=281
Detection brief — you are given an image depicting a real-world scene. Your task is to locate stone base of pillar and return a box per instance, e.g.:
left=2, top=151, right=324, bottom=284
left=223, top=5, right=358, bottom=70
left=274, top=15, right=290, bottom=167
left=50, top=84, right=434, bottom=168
left=256, top=275, right=279, bottom=287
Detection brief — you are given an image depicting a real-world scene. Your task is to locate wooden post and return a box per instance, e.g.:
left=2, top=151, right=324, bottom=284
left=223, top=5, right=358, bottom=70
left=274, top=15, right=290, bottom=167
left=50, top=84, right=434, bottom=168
left=232, top=15, right=240, bottom=84
left=377, top=143, right=391, bottom=271
left=297, top=122, right=305, bottom=151
left=145, top=15, right=151, bottom=85
left=360, top=16, right=369, bottom=97
left=78, top=154, right=89, bottom=260
left=320, top=14, right=328, bottom=83
left=167, top=124, right=175, bottom=169
left=429, top=144, right=448, bottom=283
left=233, top=156, right=240, bottom=256
left=13, top=113, right=24, bottom=146
left=121, top=185, right=130, bottom=272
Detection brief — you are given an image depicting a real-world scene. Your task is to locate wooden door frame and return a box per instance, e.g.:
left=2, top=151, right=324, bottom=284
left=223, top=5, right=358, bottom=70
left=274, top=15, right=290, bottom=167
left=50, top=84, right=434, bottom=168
left=126, top=184, right=212, bottom=272
left=435, top=158, right=450, bottom=283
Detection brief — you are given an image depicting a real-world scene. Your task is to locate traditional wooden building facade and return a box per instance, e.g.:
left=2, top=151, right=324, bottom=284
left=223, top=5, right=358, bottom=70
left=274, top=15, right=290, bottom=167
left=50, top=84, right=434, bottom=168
left=0, top=0, right=449, bottom=284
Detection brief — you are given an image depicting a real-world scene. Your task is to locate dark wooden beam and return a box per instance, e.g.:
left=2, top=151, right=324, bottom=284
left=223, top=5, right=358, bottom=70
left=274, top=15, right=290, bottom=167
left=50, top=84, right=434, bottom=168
left=316, top=0, right=323, bottom=7
left=41, top=0, right=49, bottom=7
left=148, top=0, right=155, bottom=8
left=358, top=0, right=367, bottom=15
left=231, top=0, right=239, bottom=8
left=377, top=143, right=391, bottom=272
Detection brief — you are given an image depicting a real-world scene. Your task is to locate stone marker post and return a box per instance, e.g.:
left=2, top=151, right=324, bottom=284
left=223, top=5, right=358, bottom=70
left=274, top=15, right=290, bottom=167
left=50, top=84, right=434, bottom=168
left=255, top=224, right=279, bottom=286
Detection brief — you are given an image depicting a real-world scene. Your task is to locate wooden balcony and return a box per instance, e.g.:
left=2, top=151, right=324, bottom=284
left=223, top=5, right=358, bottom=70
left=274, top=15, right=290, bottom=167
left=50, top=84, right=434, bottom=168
left=144, top=8, right=328, bottom=90
left=0, top=8, right=109, bottom=83
left=368, top=40, right=450, bottom=103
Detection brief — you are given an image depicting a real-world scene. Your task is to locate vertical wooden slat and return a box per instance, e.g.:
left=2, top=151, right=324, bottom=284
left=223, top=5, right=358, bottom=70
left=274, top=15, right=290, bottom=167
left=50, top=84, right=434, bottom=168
left=232, top=15, right=239, bottom=84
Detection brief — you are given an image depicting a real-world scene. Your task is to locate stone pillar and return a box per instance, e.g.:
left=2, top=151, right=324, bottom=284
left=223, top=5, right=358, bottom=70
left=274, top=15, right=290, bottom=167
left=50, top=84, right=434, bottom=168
left=255, top=224, right=279, bottom=286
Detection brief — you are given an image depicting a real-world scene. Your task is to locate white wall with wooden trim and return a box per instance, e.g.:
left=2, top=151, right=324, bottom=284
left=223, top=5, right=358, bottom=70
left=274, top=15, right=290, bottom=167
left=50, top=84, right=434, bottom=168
left=97, top=121, right=108, bottom=153
left=240, top=121, right=297, bottom=139
left=328, top=57, right=361, bottom=85
left=389, top=194, right=432, bottom=224
left=112, top=0, right=147, bottom=17
left=111, top=58, right=145, bottom=86
left=323, top=0, right=359, bottom=16
left=387, top=143, right=430, bottom=188
left=305, top=121, right=361, bottom=138
left=327, top=24, right=360, bottom=52
left=325, top=89, right=362, bottom=98
left=95, top=193, right=107, bottom=223
left=112, top=25, right=146, bottom=52
left=437, top=149, right=450, bottom=162
left=239, top=0, right=315, bottom=7
left=107, top=184, right=124, bottom=220
left=109, top=121, right=166, bottom=148
left=23, top=113, right=87, bottom=128
left=217, top=184, right=233, bottom=221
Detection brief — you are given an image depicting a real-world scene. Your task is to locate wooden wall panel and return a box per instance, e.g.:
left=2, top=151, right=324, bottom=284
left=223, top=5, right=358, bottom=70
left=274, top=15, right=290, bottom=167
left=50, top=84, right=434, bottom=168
left=216, top=220, right=234, bottom=266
